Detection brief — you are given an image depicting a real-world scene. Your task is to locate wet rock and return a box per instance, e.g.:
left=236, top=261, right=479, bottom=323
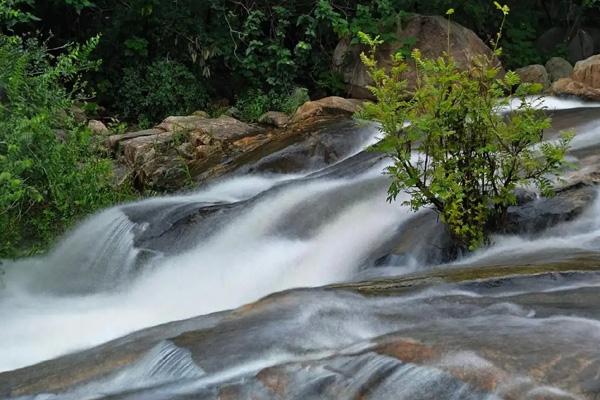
left=332, top=15, right=499, bottom=99
left=258, top=111, right=290, bottom=128
left=545, top=57, right=573, bottom=83
left=503, top=183, right=597, bottom=235
left=87, top=119, right=109, bottom=135
left=515, top=64, right=550, bottom=89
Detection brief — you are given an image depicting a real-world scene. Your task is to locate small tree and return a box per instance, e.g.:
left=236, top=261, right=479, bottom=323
left=359, top=3, right=572, bottom=251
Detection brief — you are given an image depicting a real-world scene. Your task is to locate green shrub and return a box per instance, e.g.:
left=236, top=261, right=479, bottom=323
left=236, top=87, right=310, bottom=122
left=0, top=35, right=132, bottom=258
left=359, top=4, right=571, bottom=251
left=116, top=59, right=209, bottom=126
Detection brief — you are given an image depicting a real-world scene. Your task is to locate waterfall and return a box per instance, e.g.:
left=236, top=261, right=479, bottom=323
left=2, top=98, right=600, bottom=400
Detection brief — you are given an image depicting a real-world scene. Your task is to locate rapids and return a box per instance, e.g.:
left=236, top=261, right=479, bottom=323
left=2, top=97, right=600, bottom=399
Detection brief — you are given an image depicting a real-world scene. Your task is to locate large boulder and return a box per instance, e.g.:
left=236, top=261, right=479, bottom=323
left=545, top=57, right=573, bottom=82
left=537, top=27, right=597, bottom=64
left=568, top=29, right=595, bottom=64
left=552, top=54, right=600, bottom=100
left=332, top=14, right=498, bottom=99
left=514, top=64, right=550, bottom=89
left=572, top=54, right=600, bottom=87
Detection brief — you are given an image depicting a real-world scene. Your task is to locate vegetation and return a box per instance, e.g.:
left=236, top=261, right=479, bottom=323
left=0, top=30, right=132, bottom=258
left=8, top=0, right=600, bottom=126
left=359, top=4, right=571, bottom=250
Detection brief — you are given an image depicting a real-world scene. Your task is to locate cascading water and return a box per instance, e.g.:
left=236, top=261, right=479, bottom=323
left=3, top=98, right=600, bottom=399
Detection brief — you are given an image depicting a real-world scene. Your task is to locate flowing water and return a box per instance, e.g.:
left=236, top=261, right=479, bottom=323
left=2, top=98, right=600, bottom=399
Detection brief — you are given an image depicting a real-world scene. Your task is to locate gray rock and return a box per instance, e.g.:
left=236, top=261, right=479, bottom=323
left=515, top=64, right=550, bottom=89
left=568, top=29, right=595, bottom=64
left=545, top=57, right=573, bottom=82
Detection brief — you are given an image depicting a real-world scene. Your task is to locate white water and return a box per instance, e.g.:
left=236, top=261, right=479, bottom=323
left=0, top=127, right=411, bottom=372
left=2, top=97, right=600, bottom=376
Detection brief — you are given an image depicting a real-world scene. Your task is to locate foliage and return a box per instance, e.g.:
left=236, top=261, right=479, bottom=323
left=116, top=58, right=209, bottom=127
left=358, top=6, right=571, bottom=250
left=0, top=35, right=132, bottom=258
left=235, top=87, right=310, bottom=122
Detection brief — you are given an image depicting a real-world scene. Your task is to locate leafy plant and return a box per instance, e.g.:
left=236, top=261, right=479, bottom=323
left=236, top=87, right=310, bottom=122
left=116, top=58, right=209, bottom=126
left=358, top=4, right=571, bottom=251
left=0, top=35, right=132, bottom=258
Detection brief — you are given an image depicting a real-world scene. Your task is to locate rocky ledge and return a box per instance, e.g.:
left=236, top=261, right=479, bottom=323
left=105, top=96, right=364, bottom=191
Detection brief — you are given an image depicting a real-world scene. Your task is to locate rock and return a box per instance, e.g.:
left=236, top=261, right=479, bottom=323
left=291, top=96, right=363, bottom=123
left=120, top=131, right=192, bottom=190
left=552, top=54, right=600, bottom=100
left=87, top=120, right=110, bottom=135
left=545, top=57, right=573, bottom=82
left=70, top=105, right=87, bottom=124
left=157, top=115, right=210, bottom=132
left=536, top=27, right=568, bottom=57
left=572, top=54, right=600, bottom=88
left=191, top=110, right=209, bottom=118
left=514, top=64, right=550, bottom=89
left=258, top=111, right=290, bottom=128
left=503, top=183, right=597, bottom=234
left=107, top=128, right=164, bottom=150
left=332, top=14, right=498, bottom=99
left=552, top=77, right=600, bottom=101
left=568, top=29, right=595, bottom=64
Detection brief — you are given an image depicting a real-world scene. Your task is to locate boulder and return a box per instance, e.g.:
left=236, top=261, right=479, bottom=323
left=537, top=27, right=596, bottom=64
left=552, top=77, right=600, bottom=101
left=332, top=14, right=498, bottom=99
left=572, top=54, right=600, bottom=88
left=568, top=29, right=595, bottom=64
left=552, top=54, right=600, bottom=100
left=545, top=57, right=573, bottom=82
left=514, top=64, right=550, bottom=89
left=291, top=96, right=363, bottom=123
left=87, top=120, right=110, bottom=135
left=258, top=111, right=290, bottom=128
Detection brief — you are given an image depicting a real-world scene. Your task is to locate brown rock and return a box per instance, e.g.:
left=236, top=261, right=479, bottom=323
left=258, top=111, right=291, bottom=128
left=515, top=65, right=550, bottom=89
left=87, top=120, right=110, bottom=135
left=333, top=14, right=498, bottom=99
left=550, top=54, right=600, bottom=100
left=107, top=128, right=164, bottom=150
left=196, top=116, right=262, bottom=141
left=375, top=337, right=436, bottom=363
left=552, top=77, right=600, bottom=101
left=292, top=96, right=363, bottom=123
left=157, top=115, right=206, bottom=132
left=572, top=54, right=600, bottom=88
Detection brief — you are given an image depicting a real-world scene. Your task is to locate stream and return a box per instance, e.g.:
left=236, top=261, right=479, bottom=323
left=2, top=98, right=600, bottom=399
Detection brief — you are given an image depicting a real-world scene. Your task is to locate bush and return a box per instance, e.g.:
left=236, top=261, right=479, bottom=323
left=359, top=5, right=571, bottom=251
left=235, top=87, right=310, bottom=122
left=116, top=59, right=209, bottom=126
left=0, top=35, right=132, bottom=258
